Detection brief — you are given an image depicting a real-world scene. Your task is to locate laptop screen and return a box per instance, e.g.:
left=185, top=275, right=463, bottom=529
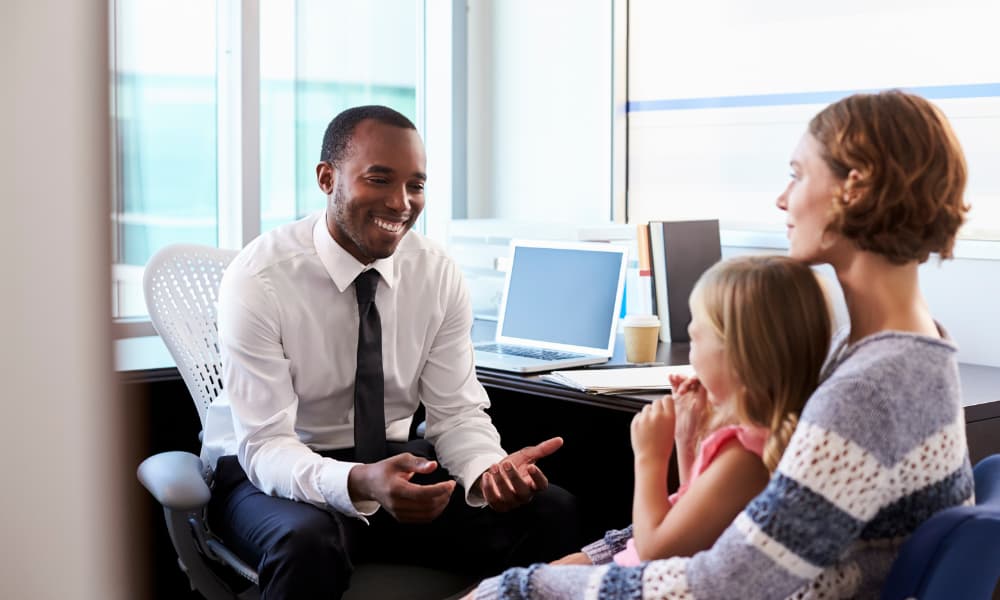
left=497, top=240, right=627, bottom=354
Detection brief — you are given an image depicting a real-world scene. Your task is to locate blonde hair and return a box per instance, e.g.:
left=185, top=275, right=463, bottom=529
left=690, top=256, right=832, bottom=472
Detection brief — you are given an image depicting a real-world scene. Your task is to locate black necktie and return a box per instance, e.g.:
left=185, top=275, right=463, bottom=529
left=353, top=270, right=387, bottom=463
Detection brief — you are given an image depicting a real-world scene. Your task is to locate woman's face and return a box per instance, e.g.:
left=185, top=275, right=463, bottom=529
left=687, top=305, right=739, bottom=408
left=776, top=133, right=846, bottom=264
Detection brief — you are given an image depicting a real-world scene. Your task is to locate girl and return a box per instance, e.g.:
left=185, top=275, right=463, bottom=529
left=618, top=255, right=832, bottom=564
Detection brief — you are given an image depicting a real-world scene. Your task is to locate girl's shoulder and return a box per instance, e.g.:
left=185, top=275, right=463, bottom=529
left=701, top=424, right=768, bottom=463
left=672, top=425, right=768, bottom=505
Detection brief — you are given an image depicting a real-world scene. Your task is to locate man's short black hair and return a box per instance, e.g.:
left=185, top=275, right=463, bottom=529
left=319, top=105, right=417, bottom=166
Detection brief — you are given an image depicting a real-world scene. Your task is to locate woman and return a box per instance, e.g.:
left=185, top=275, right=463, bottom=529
left=465, top=90, right=975, bottom=599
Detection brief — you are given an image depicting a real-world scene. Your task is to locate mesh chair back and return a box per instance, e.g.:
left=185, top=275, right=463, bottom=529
left=143, top=244, right=238, bottom=428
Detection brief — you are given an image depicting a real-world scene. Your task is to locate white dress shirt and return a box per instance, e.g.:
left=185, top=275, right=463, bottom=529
left=201, top=212, right=506, bottom=518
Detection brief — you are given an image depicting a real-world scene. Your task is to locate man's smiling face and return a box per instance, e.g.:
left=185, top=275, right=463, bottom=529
left=318, top=118, right=427, bottom=264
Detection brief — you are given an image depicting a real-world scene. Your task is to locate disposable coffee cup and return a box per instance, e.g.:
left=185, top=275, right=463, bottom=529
left=623, top=314, right=661, bottom=364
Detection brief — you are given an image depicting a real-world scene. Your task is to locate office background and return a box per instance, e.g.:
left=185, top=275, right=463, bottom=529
left=4, top=0, right=1000, bottom=598
left=109, top=0, right=1000, bottom=366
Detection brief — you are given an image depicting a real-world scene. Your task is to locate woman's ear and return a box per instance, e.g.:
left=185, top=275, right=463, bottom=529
left=842, top=169, right=864, bottom=205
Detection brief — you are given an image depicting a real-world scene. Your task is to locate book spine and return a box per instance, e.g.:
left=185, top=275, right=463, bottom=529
left=648, top=221, right=672, bottom=342
left=635, top=222, right=657, bottom=315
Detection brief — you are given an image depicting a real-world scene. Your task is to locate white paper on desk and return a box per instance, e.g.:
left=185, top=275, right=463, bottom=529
left=540, top=365, right=695, bottom=395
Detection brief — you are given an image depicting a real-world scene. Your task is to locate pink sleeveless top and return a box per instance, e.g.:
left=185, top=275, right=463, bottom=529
left=613, top=424, right=768, bottom=566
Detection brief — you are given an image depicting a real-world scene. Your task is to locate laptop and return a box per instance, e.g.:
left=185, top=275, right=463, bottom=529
left=474, top=239, right=628, bottom=373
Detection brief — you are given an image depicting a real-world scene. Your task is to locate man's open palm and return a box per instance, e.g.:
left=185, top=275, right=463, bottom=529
left=479, top=437, right=563, bottom=512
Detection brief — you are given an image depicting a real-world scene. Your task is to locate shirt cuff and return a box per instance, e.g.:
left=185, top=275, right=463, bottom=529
left=460, top=453, right=507, bottom=507
left=316, top=458, right=380, bottom=518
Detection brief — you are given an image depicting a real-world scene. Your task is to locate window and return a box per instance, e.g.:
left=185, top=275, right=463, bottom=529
left=111, top=0, right=421, bottom=319
left=259, top=0, right=419, bottom=233
left=626, top=0, right=1000, bottom=244
left=111, top=0, right=218, bottom=317
left=450, top=0, right=617, bottom=319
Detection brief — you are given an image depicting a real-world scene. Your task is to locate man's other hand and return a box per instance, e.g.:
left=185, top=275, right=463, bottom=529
left=348, top=453, right=456, bottom=523
left=477, top=437, right=563, bottom=512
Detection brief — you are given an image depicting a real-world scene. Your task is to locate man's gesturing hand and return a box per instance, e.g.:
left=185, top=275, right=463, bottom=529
left=348, top=453, right=456, bottom=523
left=478, top=437, right=563, bottom=512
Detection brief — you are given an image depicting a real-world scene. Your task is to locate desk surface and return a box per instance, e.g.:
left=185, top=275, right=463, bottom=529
left=116, top=320, right=1000, bottom=418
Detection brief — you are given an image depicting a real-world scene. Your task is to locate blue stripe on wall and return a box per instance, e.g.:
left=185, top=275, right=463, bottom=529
left=627, top=83, right=1000, bottom=113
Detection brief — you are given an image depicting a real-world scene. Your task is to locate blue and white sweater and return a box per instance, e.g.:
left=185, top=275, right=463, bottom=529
left=475, top=329, right=975, bottom=599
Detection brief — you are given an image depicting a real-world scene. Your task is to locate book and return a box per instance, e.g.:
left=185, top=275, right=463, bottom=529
left=635, top=223, right=657, bottom=315
left=540, top=364, right=695, bottom=395
left=648, top=220, right=722, bottom=343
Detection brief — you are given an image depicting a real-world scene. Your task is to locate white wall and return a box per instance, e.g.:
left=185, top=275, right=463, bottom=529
left=1, top=1, right=133, bottom=597
left=920, top=256, right=1000, bottom=367
left=626, top=0, right=1000, bottom=235
left=466, top=0, right=613, bottom=224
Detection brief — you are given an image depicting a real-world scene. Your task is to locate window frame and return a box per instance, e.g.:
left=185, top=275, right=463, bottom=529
left=216, top=0, right=261, bottom=252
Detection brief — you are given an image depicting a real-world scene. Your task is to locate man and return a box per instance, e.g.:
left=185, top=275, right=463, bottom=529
left=202, top=105, right=580, bottom=599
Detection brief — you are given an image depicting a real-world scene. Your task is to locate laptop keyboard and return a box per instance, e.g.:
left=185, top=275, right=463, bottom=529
left=476, top=344, right=585, bottom=361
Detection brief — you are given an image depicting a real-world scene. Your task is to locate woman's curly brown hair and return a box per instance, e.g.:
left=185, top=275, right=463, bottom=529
left=809, top=90, right=969, bottom=264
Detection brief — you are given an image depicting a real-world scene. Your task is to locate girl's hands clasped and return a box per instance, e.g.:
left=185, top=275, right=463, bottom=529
left=630, top=395, right=676, bottom=465
left=668, top=374, right=711, bottom=454
left=668, top=374, right=712, bottom=484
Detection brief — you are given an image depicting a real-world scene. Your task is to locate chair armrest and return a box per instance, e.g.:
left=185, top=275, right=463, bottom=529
left=137, top=451, right=212, bottom=512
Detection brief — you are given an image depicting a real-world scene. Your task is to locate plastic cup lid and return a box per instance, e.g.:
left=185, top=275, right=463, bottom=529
left=623, top=314, right=660, bottom=327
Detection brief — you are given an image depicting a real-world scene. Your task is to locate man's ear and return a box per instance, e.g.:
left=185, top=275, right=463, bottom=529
left=316, top=161, right=336, bottom=194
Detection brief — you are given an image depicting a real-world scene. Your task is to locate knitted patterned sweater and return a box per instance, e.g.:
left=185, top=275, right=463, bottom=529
left=474, top=328, right=975, bottom=599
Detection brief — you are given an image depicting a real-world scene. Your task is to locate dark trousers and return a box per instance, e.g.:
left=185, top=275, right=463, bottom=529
left=207, top=440, right=582, bottom=600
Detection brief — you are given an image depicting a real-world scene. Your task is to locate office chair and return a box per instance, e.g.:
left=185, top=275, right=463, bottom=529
left=881, top=453, right=1000, bottom=600
left=136, top=243, right=476, bottom=600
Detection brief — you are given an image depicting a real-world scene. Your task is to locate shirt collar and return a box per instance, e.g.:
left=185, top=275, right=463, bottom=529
left=313, top=212, right=396, bottom=292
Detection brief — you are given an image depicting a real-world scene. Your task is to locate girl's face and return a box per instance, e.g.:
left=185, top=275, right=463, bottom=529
left=687, top=305, right=740, bottom=408
left=776, top=133, right=847, bottom=264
